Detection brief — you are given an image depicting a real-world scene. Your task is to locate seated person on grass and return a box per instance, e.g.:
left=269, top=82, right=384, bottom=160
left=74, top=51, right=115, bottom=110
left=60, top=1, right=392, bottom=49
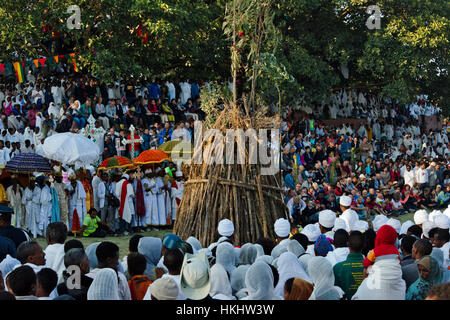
left=80, top=208, right=111, bottom=238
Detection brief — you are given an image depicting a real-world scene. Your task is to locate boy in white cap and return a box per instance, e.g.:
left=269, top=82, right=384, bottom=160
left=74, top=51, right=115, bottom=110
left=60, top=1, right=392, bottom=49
left=273, top=218, right=290, bottom=245
left=170, top=170, right=184, bottom=223
left=149, top=277, right=179, bottom=300
left=339, top=195, right=359, bottom=232
left=414, top=209, right=429, bottom=229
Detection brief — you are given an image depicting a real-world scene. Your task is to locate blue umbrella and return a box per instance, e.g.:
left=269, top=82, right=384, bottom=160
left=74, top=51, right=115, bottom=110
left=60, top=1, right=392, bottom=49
left=5, top=153, right=52, bottom=173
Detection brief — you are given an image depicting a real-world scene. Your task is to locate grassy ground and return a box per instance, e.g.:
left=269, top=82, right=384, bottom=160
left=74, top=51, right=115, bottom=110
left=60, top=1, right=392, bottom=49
left=35, top=213, right=416, bottom=260
left=36, top=229, right=173, bottom=260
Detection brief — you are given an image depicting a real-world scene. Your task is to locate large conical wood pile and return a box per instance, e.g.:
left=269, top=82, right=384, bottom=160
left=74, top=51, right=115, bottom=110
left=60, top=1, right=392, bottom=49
left=174, top=104, right=289, bottom=247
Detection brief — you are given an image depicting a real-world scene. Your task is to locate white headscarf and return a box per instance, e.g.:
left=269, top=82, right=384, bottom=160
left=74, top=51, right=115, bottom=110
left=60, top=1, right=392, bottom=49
left=308, top=256, right=344, bottom=300
left=275, top=252, right=311, bottom=299
left=238, top=243, right=257, bottom=266
left=254, top=244, right=265, bottom=258
left=209, top=264, right=235, bottom=300
left=138, top=237, right=162, bottom=276
left=87, top=268, right=120, bottom=300
left=0, top=254, right=21, bottom=288
left=85, top=242, right=101, bottom=270
left=242, top=261, right=279, bottom=300
left=255, top=255, right=274, bottom=265
left=287, top=240, right=306, bottom=258
left=216, top=242, right=236, bottom=276
left=271, top=239, right=290, bottom=259
left=230, top=265, right=250, bottom=295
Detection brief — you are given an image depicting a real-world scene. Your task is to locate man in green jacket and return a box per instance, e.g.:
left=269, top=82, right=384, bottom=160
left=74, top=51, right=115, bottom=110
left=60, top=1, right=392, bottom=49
left=333, top=230, right=365, bottom=299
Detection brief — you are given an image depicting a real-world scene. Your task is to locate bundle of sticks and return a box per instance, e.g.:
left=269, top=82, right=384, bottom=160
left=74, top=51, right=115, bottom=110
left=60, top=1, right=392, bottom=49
left=174, top=104, right=289, bottom=247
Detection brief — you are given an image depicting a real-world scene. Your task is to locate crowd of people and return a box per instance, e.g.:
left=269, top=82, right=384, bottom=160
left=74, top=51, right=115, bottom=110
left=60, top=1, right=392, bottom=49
left=0, top=66, right=449, bottom=300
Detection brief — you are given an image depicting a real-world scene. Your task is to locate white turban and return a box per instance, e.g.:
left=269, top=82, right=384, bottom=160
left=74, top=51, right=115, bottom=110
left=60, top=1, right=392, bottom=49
left=300, top=224, right=321, bottom=242
left=332, top=218, right=347, bottom=232
left=400, top=220, right=414, bottom=235
left=386, top=218, right=401, bottom=234
left=435, top=214, right=449, bottom=229
left=145, top=169, right=152, bottom=174
left=274, top=218, right=290, bottom=238
left=218, top=219, right=234, bottom=237
left=354, top=220, right=369, bottom=231
left=414, top=209, right=429, bottom=225
left=339, top=195, right=352, bottom=207
left=422, top=221, right=437, bottom=238
left=372, top=215, right=388, bottom=232
left=319, top=210, right=336, bottom=229
left=122, top=174, right=129, bottom=180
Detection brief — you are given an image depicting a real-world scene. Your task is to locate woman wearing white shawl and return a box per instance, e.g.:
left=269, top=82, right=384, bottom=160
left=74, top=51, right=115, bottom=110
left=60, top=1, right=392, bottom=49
left=308, top=256, right=344, bottom=300
left=241, top=261, right=280, bottom=300
left=238, top=243, right=257, bottom=266
left=85, top=242, right=101, bottom=270
left=216, top=242, right=236, bottom=276
left=231, top=265, right=250, bottom=298
left=275, top=252, right=311, bottom=299
left=0, top=254, right=21, bottom=288
left=209, top=263, right=236, bottom=300
left=430, top=248, right=450, bottom=283
left=254, top=243, right=265, bottom=258
left=87, top=268, right=120, bottom=300
left=287, top=239, right=305, bottom=258
left=186, top=236, right=202, bottom=254
left=352, top=256, right=406, bottom=300
left=137, top=237, right=162, bottom=281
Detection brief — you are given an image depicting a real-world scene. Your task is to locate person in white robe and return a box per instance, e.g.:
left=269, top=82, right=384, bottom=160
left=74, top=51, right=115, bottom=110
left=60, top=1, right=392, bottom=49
left=6, top=176, right=24, bottom=228
left=44, top=223, right=67, bottom=284
left=154, top=169, right=167, bottom=227
left=142, top=169, right=159, bottom=227
left=67, top=176, right=87, bottom=231
left=0, top=141, right=11, bottom=166
left=170, top=171, right=184, bottom=222
left=179, top=81, right=191, bottom=105
left=30, top=180, right=42, bottom=237
left=38, top=177, right=53, bottom=237
left=275, top=252, right=311, bottom=299
left=91, top=172, right=102, bottom=211
left=22, top=183, right=34, bottom=235
left=115, top=174, right=135, bottom=234
left=308, top=256, right=344, bottom=300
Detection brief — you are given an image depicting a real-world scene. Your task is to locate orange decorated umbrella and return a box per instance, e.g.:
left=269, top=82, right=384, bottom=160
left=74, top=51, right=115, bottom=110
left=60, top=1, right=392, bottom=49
left=98, top=156, right=133, bottom=170
left=133, top=149, right=170, bottom=165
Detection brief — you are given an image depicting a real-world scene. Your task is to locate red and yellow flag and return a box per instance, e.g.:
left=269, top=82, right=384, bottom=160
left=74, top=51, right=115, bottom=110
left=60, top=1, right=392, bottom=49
left=13, top=62, right=25, bottom=83
left=69, top=53, right=78, bottom=72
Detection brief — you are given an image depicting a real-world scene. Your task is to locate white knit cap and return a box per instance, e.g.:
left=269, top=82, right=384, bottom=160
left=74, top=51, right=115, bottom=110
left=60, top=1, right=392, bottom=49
left=300, top=224, right=320, bottom=242
left=400, top=220, right=414, bottom=235
left=339, top=195, right=352, bottom=207
left=218, top=219, right=234, bottom=237
left=414, top=209, right=429, bottom=225
left=319, top=210, right=336, bottom=229
left=274, top=218, right=291, bottom=238
left=332, top=218, right=347, bottom=232
left=372, top=215, right=389, bottom=232
left=435, top=214, right=449, bottom=229
left=386, top=218, right=401, bottom=234
left=422, top=221, right=437, bottom=238
left=150, top=277, right=179, bottom=300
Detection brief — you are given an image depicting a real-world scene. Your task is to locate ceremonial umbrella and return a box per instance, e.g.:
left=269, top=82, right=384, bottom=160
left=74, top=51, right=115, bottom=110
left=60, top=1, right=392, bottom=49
left=98, top=156, right=133, bottom=170
left=5, top=153, right=52, bottom=173
left=38, top=132, right=101, bottom=168
left=133, top=149, right=170, bottom=165
left=158, top=140, right=193, bottom=161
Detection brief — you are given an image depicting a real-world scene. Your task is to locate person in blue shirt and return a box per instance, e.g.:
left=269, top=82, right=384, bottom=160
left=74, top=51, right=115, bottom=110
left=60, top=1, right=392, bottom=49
left=141, top=128, right=151, bottom=151
left=191, top=81, right=200, bottom=100
left=148, top=80, right=160, bottom=100
left=159, top=122, right=173, bottom=145
left=339, top=137, right=352, bottom=161
left=284, top=169, right=295, bottom=190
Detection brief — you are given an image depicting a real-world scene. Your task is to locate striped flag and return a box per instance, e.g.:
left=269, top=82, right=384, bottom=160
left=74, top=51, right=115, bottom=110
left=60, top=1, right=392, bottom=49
left=13, top=61, right=25, bottom=83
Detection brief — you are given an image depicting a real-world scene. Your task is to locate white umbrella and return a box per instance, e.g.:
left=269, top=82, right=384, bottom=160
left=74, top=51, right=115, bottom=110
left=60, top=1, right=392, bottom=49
left=39, top=132, right=100, bottom=168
